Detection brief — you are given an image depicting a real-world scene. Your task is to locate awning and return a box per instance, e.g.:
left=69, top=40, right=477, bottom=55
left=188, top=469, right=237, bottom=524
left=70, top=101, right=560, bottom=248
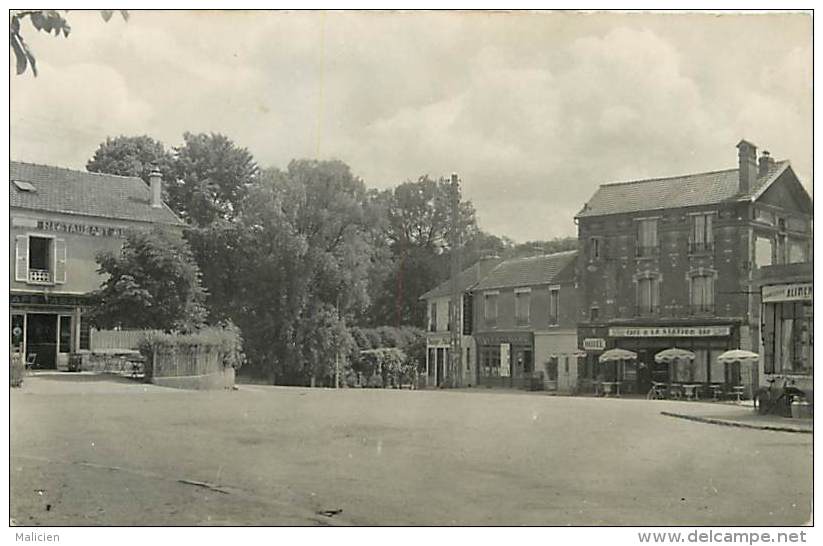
left=598, top=348, right=637, bottom=363
left=716, top=349, right=760, bottom=364
left=654, top=347, right=696, bottom=364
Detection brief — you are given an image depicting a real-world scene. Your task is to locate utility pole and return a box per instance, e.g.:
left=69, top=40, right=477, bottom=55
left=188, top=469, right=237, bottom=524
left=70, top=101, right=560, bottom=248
left=448, top=173, right=463, bottom=388
left=335, top=293, right=341, bottom=389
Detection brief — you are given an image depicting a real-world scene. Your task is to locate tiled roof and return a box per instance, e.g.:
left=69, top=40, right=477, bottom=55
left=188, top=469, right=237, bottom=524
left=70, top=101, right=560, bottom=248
left=473, top=250, right=578, bottom=291
left=420, top=259, right=502, bottom=300
left=10, top=161, right=183, bottom=225
left=576, top=161, right=789, bottom=218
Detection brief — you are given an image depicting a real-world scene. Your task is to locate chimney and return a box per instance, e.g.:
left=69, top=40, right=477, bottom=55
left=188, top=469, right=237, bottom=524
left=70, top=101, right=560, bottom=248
left=736, top=139, right=757, bottom=194
left=758, top=150, right=775, bottom=177
left=149, top=167, right=162, bottom=208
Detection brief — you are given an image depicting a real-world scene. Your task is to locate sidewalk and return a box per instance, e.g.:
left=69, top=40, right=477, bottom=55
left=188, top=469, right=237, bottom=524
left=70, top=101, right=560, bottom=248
left=661, top=404, right=812, bottom=433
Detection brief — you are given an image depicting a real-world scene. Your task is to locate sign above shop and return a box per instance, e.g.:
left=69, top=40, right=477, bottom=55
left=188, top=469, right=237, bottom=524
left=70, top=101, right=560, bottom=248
left=583, top=338, right=606, bottom=351
left=475, top=332, right=533, bottom=346
left=762, top=283, right=812, bottom=303
left=30, top=219, right=127, bottom=238
left=609, top=325, right=731, bottom=338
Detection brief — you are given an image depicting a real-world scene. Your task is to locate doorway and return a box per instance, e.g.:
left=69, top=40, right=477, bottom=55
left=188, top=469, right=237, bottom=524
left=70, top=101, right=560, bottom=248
left=26, top=313, right=58, bottom=369
left=11, top=314, right=25, bottom=354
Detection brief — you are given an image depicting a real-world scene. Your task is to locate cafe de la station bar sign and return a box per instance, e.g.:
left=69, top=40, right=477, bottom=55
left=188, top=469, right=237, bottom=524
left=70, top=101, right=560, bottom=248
left=609, top=325, right=731, bottom=338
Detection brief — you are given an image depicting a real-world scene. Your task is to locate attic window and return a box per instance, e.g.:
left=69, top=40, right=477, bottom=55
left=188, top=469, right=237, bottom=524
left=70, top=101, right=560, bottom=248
left=12, top=180, right=36, bottom=192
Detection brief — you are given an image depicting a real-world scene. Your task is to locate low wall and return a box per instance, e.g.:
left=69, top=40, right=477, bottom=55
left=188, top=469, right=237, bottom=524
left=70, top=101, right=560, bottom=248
left=148, top=346, right=235, bottom=390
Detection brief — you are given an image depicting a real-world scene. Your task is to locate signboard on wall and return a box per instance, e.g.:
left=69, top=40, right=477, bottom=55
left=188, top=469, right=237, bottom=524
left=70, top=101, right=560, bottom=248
left=500, top=343, right=511, bottom=377
left=12, top=216, right=127, bottom=238
left=762, top=283, right=812, bottom=303
left=609, top=325, right=731, bottom=338
left=583, top=338, right=606, bottom=351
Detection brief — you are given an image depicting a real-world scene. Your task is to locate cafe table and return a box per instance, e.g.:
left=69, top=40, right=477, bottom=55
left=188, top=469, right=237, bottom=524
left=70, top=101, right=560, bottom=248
left=601, top=381, right=622, bottom=397
left=683, top=384, right=701, bottom=401
left=731, top=385, right=745, bottom=403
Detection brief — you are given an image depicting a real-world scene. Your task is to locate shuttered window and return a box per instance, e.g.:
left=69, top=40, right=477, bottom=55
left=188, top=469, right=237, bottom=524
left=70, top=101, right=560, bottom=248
left=14, top=235, right=66, bottom=284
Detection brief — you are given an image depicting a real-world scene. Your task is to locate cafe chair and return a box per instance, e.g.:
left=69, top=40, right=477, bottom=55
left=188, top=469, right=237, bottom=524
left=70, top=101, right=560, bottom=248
left=25, top=353, right=37, bottom=370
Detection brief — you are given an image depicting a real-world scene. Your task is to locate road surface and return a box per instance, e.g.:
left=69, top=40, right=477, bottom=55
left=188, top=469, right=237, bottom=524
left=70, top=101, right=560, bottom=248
left=10, top=373, right=812, bottom=525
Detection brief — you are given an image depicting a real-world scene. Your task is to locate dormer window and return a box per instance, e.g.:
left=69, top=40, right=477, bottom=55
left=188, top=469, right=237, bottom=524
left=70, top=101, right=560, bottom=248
left=12, top=180, right=36, bottom=192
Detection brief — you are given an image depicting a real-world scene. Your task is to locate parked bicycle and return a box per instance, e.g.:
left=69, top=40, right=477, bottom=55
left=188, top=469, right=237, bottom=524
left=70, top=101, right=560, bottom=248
left=754, top=376, right=806, bottom=417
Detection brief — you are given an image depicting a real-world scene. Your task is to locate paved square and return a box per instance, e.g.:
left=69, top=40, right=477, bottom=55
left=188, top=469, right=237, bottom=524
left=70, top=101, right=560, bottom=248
left=11, top=375, right=812, bottom=525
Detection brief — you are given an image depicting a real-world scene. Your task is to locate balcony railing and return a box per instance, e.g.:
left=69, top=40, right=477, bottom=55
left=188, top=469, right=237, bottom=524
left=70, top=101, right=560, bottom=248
left=688, top=241, right=715, bottom=254
left=28, top=269, right=52, bottom=283
left=636, top=245, right=658, bottom=258
left=484, top=317, right=497, bottom=328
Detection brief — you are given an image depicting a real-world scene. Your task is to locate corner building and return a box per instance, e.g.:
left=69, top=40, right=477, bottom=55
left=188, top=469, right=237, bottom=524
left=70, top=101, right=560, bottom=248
left=575, top=141, right=812, bottom=397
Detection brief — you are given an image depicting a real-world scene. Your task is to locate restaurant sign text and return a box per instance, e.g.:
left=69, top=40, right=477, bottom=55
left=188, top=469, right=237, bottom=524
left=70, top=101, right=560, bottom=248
left=609, top=325, right=731, bottom=338
left=36, top=219, right=127, bottom=238
left=762, top=283, right=812, bottom=303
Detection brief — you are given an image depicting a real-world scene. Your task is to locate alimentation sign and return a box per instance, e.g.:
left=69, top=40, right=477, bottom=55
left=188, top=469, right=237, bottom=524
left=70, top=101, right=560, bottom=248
left=762, top=283, right=812, bottom=303
left=609, top=325, right=731, bottom=338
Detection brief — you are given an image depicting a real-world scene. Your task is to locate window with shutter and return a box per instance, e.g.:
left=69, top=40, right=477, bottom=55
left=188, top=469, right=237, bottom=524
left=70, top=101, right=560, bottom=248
left=15, top=235, right=28, bottom=282
left=54, top=239, right=67, bottom=284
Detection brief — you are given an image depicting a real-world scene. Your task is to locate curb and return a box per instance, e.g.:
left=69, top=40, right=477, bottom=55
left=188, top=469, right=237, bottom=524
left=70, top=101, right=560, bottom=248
left=660, top=411, right=812, bottom=434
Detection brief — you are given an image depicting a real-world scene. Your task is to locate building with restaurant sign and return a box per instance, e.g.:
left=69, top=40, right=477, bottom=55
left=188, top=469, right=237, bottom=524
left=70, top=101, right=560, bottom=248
left=10, top=161, right=183, bottom=370
left=420, top=257, right=501, bottom=387
left=754, top=262, right=813, bottom=396
left=575, top=141, right=812, bottom=397
left=470, top=251, right=578, bottom=391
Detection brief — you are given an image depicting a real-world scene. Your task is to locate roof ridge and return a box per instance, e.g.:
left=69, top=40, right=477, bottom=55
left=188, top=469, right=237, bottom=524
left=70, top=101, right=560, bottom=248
left=502, top=249, right=578, bottom=263
left=10, top=160, right=146, bottom=182
left=600, top=167, right=739, bottom=188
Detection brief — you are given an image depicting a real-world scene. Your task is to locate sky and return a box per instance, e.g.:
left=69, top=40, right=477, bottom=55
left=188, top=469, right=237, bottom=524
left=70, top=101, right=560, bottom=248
left=10, top=10, right=812, bottom=242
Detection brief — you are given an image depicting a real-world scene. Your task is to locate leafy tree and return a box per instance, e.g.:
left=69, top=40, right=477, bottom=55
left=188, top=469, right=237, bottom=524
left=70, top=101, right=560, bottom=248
left=86, top=135, right=174, bottom=185
left=169, top=132, right=259, bottom=227
left=192, top=160, right=378, bottom=385
left=10, top=10, right=127, bottom=76
left=89, top=226, right=207, bottom=332
left=366, top=175, right=477, bottom=327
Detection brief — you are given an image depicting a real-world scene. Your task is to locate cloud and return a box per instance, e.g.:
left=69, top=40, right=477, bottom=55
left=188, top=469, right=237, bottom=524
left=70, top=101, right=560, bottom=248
left=9, top=11, right=812, bottom=241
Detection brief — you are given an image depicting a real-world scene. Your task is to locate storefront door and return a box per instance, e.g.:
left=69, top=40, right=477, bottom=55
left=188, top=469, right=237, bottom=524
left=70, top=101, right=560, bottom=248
left=11, top=314, right=25, bottom=354
left=26, top=313, right=58, bottom=369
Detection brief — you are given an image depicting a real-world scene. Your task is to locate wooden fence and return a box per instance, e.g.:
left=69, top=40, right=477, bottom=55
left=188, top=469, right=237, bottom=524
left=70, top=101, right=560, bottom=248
left=90, top=329, right=159, bottom=350
left=149, top=345, right=234, bottom=390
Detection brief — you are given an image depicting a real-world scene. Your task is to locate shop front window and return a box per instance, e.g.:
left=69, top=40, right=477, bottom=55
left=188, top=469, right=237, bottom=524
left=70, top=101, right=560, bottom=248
left=479, top=346, right=501, bottom=377
left=763, top=301, right=813, bottom=375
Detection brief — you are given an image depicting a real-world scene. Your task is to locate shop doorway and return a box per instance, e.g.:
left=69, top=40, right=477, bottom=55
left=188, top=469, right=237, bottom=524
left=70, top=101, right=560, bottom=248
left=26, top=313, right=58, bottom=369
left=11, top=314, right=25, bottom=354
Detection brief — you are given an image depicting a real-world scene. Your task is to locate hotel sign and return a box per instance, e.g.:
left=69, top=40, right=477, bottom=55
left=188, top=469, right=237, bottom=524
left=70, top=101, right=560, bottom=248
left=762, top=283, right=812, bottom=303
left=609, top=325, right=731, bottom=338
left=583, top=338, right=606, bottom=351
